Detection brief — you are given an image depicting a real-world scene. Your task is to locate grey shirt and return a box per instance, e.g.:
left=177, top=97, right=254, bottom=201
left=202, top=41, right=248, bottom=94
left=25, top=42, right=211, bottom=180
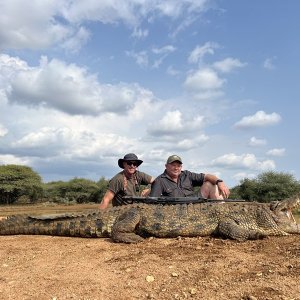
left=150, top=170, right=205, bottom=197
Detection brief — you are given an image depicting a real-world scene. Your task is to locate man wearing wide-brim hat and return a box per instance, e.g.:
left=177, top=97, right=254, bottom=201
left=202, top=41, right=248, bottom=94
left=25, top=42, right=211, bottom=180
left=99, top=153, right=154, bottom=209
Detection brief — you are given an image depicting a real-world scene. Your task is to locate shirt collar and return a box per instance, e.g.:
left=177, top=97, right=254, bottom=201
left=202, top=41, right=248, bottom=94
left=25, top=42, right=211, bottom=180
left=162, top=169, right=182, bottom=181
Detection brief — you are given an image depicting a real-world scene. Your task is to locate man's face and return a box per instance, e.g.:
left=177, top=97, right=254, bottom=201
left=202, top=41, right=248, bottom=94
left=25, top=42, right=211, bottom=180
left=123, top=161, right=138, bottom=175
left=165, top=161, right=182, bottom=178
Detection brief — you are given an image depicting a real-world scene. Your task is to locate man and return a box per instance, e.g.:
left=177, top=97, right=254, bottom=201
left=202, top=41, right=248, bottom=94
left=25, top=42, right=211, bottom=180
left=99, top=153, right=155, bottom=209
left=150, top=155, right=230, bottom=199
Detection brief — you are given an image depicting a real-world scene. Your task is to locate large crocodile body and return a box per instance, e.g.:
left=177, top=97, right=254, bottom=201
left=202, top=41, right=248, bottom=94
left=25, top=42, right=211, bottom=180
left=0, top=196, right=299, bottom=243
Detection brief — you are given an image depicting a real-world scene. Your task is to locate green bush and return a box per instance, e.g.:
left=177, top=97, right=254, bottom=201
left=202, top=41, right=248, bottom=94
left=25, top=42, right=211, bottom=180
left=0, top=165, right=43, bottom=204
left=230, top=171, right=300, bottom=202
left=44, top=177, right=109, bottom=203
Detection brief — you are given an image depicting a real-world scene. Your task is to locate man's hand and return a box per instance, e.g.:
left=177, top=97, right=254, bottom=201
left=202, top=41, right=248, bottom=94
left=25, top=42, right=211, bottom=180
left=217, top=181, right=230, bottom=199
left=141, top=188, right=151, bottom=197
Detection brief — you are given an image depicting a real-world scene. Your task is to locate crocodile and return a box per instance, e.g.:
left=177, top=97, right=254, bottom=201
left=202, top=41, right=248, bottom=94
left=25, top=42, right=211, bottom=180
left=0, top=196, right=299, bottom=243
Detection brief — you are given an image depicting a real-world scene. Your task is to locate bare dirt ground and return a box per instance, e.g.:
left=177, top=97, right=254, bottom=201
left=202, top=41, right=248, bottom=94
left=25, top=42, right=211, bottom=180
left=0, top=204, right=299, bottom=300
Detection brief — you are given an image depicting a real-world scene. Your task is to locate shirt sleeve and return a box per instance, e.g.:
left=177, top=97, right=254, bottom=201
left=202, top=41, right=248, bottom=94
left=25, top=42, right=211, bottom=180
left=186, top=170, right=205, bottom=186
left=149, top=177, right=163, bottom=196
left=137, top=171, right=153, bottom=185
left=108, top=174, right=123, bottom=194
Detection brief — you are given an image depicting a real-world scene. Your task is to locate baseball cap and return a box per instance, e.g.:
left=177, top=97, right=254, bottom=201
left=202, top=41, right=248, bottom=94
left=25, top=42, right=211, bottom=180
left=166, top=155, right=182, bottom=164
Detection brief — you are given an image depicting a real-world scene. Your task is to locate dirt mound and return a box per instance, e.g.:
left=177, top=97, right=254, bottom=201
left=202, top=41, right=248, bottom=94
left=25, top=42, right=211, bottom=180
left=0, top=235, right=299, bottom=300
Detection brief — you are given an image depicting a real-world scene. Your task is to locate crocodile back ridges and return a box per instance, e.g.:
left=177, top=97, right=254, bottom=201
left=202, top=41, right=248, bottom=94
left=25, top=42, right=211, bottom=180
left=136, top=201, right=284, bottom=237
left=0, top=202, right=216, bottom=237
left=0, top=204, right=155, bottom=237
left=0, top=210, right=117, bottom=238
left=0, top=202, right=268, bottom=237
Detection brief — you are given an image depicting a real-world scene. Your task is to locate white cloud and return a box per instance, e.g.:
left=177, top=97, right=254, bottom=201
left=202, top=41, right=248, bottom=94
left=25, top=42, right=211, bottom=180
left=0, top=154, right=31, bottom=166
left=234, top=111, right=281, bottom=129
left=248, top=136, right=267, bottom=147
left=266, top=148, right=285, bottom=157
left=185, top=68, right=224, bottom=90
left=2, top=54, right=157, bottom=116
left=0, top=124, right=8, bottom=137
left=213, top=57, right=247, bottom=73
left=188, top=42, right=218, bottom=64
left=61, top=26, right=91, bottom=53
left=184, top=68, right=225, bottom=100
left=175, top=135, right=209, bottom=150
left=0, top=54, right=29, bottom=87
left=150, top=110, right=184, bottom=134
left=131, top=27, right=149, bottom=39
left=128, top=45, right=176, bottom=69
left=12, top=127, right=73, bottom=149
left=232, top=172, right=256, bottom=182
left=0, top=0, right=75, bottom=50
left=126, top=50, right=149, bottom=68
left=152, top=45, right=176, bottom=55
left=130, top=95, right=163, bottom=121
left=211, top=153, right=276, bottom=171
left=62, top=0, right=208, bottom=25
left=0, top=0, right=210, bottom=51
left=10, top=125, right=144, bottom=160
left=167, top=65, right=180, bottom=76
left=263, top=57, right=276, bottom=70
left=148, top=110, right=206, bottom=137
left=152, top=45, right=176, bottom=69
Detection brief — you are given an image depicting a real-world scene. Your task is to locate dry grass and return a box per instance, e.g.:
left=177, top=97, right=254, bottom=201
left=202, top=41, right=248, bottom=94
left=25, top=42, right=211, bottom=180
left=0, top=202, right=99, bottom=217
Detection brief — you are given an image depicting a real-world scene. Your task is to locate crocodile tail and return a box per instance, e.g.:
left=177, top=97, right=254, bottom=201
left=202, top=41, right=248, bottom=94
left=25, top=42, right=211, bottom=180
left=0, top=215, right=109, bottom=238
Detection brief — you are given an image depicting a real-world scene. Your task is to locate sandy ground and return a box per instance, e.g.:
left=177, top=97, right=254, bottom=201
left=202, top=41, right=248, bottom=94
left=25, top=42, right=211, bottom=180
left=0, top=204, right=299, bottom=300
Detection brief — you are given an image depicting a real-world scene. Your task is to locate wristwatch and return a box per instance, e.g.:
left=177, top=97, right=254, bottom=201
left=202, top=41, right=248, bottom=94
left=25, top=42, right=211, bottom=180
left=215, top=179, right=223, bottom=185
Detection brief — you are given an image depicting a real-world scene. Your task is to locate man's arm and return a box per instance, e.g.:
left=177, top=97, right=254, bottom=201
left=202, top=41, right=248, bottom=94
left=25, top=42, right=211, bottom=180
left=204, top=174, right=219, bottom=185
left=204, top=174, right=230, bottom=199
left=99, top=190, right=115, bottom=210
left=149, top=178, right=164, bottom=197
left=140, top=176, right=155, bottom=197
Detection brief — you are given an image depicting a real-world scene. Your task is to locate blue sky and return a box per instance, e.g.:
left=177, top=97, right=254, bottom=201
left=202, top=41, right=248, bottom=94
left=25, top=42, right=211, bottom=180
left=0, top=0, right=299, bottom=187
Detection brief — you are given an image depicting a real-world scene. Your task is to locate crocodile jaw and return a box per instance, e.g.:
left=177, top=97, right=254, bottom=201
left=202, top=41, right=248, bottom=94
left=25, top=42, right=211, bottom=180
left=279, top=222, right=300, bottom=234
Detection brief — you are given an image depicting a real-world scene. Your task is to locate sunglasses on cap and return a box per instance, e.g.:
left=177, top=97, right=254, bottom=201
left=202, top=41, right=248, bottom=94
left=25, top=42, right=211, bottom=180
left=126, top=161, right=138, bottom=166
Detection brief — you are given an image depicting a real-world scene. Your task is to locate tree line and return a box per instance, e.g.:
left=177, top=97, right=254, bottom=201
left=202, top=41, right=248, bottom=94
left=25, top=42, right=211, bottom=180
left=0, top=165, right=108, bottom=205
left=0, top=164, right=300, bottom=205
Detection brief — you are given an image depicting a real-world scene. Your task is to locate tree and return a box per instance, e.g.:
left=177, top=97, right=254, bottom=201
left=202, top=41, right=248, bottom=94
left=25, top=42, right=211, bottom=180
left=96, top=177, right=109, bottom=203
left=231, top=171, right=300, bottom=202
left=0, top=165, right=43, bottom=204
left=66, top=178, right=100, bottom=203
left=43, top=180, right=68, bottom=202
left=44, top=178, right=104, bottom=203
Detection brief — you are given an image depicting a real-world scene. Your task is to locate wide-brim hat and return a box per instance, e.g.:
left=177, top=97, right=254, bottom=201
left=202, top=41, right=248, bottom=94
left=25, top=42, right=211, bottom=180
left=118, top=153, right=143, bottom=169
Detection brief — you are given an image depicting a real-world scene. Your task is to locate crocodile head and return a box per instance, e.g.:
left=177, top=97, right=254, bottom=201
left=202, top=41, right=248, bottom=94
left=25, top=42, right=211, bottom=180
left=270, top=194, right=300, bottom=234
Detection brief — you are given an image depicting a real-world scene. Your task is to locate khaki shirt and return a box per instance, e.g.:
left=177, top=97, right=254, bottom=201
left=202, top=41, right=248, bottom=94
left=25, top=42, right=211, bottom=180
left=108, top=171, right=152, bottom=206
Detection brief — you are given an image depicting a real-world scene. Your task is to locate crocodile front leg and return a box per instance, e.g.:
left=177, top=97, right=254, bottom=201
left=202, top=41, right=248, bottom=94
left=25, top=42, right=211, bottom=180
left=111, top=208, right=144, bottom=243
left=217, top=219, right=267, bottom=241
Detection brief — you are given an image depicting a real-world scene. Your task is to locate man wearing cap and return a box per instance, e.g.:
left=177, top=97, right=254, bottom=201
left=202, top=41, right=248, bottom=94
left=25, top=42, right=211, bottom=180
left=99, top=153, right=155, bottom=209
left=149, top=155, right=230, bottom=199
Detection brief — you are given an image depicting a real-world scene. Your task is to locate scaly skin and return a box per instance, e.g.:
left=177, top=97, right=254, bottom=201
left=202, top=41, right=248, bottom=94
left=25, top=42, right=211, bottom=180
left=0, top=196, right=299, bottom=243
